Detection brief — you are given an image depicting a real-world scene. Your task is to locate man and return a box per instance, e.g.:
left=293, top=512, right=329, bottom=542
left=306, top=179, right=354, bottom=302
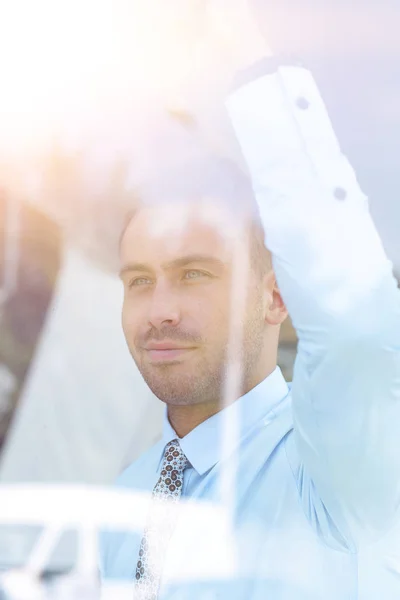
left=100, top=2, right=400, bottom=598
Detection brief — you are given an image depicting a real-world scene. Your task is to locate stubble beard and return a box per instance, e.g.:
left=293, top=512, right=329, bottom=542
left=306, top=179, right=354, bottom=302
left=131, top=295, right=266, bottom=407
left=133, top=329, right=263, bottom=407
left=133, top=347, right=228, bottom=406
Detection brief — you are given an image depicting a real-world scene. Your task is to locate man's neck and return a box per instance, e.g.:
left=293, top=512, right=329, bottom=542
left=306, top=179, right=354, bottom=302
left=167, top=402, right=221, bottom=439
left=167, top=364, right=277, bottom=438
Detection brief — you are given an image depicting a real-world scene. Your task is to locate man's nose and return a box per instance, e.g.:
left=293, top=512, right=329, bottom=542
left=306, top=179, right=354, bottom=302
left=147, top=281, right=181, bottom=329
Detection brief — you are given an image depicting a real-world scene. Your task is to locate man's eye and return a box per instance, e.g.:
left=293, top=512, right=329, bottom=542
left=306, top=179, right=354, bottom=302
left=128, top=277, right=152, bottom=288
left=184, top=270, right=207, bottom=280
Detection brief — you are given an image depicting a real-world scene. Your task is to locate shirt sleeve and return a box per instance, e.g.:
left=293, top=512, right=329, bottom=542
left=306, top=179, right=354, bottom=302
left=226, top=65, right=400, bottom=550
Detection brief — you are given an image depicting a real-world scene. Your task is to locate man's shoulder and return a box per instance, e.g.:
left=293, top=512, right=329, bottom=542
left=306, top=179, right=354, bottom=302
left=115, top=438, right=164, bottom=490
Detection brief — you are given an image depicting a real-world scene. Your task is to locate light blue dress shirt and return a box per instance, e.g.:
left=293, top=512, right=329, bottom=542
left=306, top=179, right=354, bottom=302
left=100, top=64, right=400, bottom=599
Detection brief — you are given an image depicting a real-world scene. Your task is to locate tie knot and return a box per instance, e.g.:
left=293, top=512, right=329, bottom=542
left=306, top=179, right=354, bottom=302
left=162, top=439, right=189, bottom=474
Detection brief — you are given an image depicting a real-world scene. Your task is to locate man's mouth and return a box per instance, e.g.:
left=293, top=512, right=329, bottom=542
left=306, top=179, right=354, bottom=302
left=144, top=343, right=196, bottom=363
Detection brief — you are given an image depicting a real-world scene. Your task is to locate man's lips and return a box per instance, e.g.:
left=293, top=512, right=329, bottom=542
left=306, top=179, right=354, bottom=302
left=145, top=342, right=191, bottom=351
left=143, top=343, right=196, bottom=362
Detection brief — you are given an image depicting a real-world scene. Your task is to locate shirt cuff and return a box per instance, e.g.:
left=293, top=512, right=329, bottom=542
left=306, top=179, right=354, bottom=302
left=226, top=65, right=368, bottom=213
left=230, top=54, right=304, bottom=93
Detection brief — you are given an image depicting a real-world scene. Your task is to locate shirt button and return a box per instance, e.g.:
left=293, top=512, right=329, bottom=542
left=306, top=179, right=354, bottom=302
left=296, top=96, right=310, bottom=110
left=334, top=187, right=347, bottom=201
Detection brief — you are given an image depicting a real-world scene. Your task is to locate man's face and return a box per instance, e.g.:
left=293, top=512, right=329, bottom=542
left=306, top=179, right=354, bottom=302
left=119, top=202, right=267, bottom=406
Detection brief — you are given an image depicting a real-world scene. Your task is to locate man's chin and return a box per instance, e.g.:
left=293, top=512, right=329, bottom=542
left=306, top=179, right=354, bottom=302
left=142, top=372, right=201, bottom=405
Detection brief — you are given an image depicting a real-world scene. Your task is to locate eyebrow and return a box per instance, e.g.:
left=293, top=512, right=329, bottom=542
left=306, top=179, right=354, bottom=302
left=119, top=254, right=225, bottom=279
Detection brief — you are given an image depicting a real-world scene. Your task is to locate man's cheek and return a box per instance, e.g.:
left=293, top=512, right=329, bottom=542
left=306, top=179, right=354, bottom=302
left=121, top=310, right=138, bottom=342
left=121, top=309, right=129, bottom=335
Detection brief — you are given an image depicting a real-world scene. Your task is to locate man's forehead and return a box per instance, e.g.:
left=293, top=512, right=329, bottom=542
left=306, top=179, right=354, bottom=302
left=126, top=200, right=243, bottom=242
left=119, top=201, right=250, bottom=272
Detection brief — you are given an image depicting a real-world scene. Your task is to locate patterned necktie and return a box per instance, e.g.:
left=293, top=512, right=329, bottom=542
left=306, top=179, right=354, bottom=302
left=134, top=439, right=189, bottom=599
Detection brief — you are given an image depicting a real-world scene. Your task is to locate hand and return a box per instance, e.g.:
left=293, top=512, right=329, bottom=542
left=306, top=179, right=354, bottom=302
left=203, top=0, right=273, bottom=72
left=132, top=0, right=273, bottom=104
left=163, top=0, right=273, bottom=108
left=163, top=0, right=274, bottom=157
left=131, top=0, right=208, bottom=100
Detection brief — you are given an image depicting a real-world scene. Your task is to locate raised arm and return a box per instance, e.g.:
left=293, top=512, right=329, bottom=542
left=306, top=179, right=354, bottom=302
left=225, top=57, right=400, bottom=549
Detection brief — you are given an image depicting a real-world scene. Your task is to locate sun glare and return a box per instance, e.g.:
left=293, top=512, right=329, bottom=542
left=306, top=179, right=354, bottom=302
left=0, top=1, right=187, bottom=160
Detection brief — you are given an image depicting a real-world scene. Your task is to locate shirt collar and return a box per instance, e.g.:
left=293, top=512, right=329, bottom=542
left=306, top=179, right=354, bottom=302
left=158, top=366, right=289, bottom=476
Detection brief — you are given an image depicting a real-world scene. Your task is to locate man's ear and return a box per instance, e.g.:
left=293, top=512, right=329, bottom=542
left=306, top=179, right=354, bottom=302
left=263, top=269, right=288, bottom=326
